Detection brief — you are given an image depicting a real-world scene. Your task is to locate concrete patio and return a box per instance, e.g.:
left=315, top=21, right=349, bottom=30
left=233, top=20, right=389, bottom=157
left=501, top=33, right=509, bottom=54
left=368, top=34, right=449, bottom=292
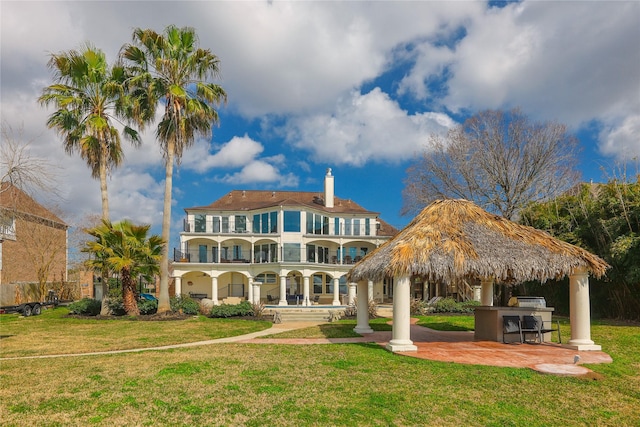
left=243, top=319, right=613, bottom=376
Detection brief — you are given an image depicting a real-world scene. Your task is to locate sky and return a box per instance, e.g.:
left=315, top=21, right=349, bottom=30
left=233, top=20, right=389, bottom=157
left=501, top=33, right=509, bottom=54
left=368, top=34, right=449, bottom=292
left=1, top=1, right=639, bottom=252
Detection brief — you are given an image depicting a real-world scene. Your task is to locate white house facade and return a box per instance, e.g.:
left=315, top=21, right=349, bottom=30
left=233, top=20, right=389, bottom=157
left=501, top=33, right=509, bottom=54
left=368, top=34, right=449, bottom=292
left=172, top=169, right=398, bottom=306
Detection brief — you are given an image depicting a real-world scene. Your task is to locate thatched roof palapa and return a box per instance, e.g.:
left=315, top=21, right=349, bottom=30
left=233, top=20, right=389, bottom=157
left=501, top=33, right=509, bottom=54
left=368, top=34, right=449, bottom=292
left=347, top=199, right=609, bottom=285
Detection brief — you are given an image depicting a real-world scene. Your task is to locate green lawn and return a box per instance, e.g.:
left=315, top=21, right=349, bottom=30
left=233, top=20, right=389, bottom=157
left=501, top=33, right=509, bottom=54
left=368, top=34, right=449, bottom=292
left=0, top=307, right=271, bottom=358
left=0, top=309, right=638, bottom=426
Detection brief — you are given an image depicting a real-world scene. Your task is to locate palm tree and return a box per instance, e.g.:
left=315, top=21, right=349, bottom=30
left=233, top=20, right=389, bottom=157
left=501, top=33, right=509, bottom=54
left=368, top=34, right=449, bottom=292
left=120, top=26, right=227, bottom=313
left=39, top=44, right=141, bottom=221
left=84, top=220, right=163, bottom=316
left=39, top=44, right=142, bottom=313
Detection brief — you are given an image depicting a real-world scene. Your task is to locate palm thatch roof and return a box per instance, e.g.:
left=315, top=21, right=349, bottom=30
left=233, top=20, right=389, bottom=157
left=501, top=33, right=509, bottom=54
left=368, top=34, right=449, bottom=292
left=347, top=199, right=609, bottom=284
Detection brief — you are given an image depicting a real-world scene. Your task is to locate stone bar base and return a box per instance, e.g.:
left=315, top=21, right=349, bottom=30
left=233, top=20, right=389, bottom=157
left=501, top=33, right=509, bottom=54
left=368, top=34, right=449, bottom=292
left=475, top=306, right=555, bottom=342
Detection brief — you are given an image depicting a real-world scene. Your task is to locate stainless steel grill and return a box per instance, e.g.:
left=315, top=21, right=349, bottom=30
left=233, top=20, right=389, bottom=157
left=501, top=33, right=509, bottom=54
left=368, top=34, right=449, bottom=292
left=515, top=296, right=547, bottom=308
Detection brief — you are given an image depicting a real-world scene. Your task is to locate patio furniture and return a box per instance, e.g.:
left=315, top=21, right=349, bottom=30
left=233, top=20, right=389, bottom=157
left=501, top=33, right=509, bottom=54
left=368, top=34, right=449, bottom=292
left=312, top=295, right=320, bottom=304
left=266, top=294, right=278, bottom=303
left=521, top=315, right=561, bottom=343
left=502, top=315, right=524, bottom=343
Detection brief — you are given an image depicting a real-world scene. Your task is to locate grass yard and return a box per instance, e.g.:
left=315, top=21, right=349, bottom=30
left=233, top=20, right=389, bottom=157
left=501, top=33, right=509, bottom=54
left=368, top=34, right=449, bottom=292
left=0, top=309, right=638, bottom=426
left=0, top=307, right=271, bottom=358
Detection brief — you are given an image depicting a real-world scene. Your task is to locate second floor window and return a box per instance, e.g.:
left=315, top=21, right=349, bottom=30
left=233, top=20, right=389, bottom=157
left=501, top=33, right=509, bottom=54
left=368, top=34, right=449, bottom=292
left=306, top=213, right=329, bottom=235
left=252, top=211, right=279, bottom=234
left=235, top=215, right=246, bottom=232
left=194, top=214, right=206, bottom=232
left=284, top=211, right=300, bottom=232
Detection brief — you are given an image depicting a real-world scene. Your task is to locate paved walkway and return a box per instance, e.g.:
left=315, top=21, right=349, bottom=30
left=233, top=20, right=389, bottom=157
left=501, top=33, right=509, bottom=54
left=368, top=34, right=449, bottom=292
left=2, top=319, right=613, bottom=376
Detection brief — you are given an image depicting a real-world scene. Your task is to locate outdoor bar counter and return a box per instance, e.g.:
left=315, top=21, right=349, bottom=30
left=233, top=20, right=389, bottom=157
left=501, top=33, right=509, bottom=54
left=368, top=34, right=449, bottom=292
left=474, top=306, right=555, bottom=342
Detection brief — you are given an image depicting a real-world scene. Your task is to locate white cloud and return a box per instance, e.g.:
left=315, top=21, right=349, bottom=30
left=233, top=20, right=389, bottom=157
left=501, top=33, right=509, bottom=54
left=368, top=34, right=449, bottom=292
left=183, top=135, right=264, bottom=172
left=599, top=115, right=640, bottom=162
left=396, top=43, right=456, bottom=100
left=441, top=1, right=640, bottom=127
left=189, top=1, right=479, bottom=118
left=216, top=161, right=298, bottom=187
left=284, top=88, right=455, bottom=166
left=2, top=0, right=638, bottom=226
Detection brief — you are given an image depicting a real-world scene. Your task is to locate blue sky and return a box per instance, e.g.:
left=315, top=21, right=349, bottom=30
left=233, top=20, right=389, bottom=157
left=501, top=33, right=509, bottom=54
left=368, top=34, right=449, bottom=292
left=1, top=1, right=639, bottom=251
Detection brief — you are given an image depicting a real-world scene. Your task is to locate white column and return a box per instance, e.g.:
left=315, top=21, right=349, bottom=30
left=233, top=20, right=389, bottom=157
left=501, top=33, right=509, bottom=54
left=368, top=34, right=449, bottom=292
left=247, top=277, right=253, bottom=302
left=332, top=277, right=340, bottom=306
left=252, top=281, right=261, bottom=304
left=348, top=282, right=357, bottom=305
left=279, top=275, right=288, bottom=306
left=368, top=280, right=374, bottom=301
left=567, top=267, right=601, bottom=350
left=354, top=281, right=373, bottom=334
left=473, top=285, right=481, bottom=302
left=211, top=276, right=219, bottom=305
left=303, top=276, right=310, bottom=306
left=481, top=278, right=494, bottom=306
left=387, top=275, right=417, bottom=352
left=174, top=276, right=182, bottom=297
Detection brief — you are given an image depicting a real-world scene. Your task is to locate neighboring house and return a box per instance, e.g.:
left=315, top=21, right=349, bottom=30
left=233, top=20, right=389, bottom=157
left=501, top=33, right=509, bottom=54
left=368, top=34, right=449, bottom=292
left=0, top=182, right=68, bottom=305
left=173, top=169, right=398, bottom=305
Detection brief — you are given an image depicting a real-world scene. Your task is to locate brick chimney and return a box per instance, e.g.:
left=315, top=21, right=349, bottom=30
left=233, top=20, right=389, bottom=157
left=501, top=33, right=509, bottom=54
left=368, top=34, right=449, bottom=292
left=324, top=168, right=334, bottom=208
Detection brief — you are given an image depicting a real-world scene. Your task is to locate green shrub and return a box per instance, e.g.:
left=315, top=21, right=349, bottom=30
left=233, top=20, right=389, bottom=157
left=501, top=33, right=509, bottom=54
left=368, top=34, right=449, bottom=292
left=68, top=298, right=101, bottom=316
left=137, top=299, right=158, bottom=315
left=432, top=298, right=480, bottom=313
left=171, top=296, right=199, bottom=315
left=209, top=301, right=254, bottom=318
left=410, top=298, right=427, bottom=315
left=107, top=297, right=126, bottom=316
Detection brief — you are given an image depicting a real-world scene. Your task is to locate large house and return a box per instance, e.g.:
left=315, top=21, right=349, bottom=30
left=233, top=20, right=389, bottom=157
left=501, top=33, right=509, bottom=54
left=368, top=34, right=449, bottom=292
left=173, top=169, right=398, bottom=306
left=0, top=182, right=68, bottom=305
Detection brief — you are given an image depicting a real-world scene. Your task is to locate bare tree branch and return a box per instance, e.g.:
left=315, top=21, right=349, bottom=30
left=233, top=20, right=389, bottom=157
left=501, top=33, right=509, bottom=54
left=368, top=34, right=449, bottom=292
left=0, top=122, right=62, bottom=202
left=402, top=108, right=581, bottom=220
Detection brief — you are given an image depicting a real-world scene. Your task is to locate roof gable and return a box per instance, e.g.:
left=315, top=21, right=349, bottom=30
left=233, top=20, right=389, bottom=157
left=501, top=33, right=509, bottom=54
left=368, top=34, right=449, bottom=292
left=0, top=182, right=67, bottom=227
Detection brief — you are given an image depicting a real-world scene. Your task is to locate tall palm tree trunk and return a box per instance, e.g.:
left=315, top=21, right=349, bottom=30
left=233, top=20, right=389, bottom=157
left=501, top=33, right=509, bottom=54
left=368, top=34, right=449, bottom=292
left=157, top=140, right=175, bottom=313
left=98, top=153, right=111, bottom=315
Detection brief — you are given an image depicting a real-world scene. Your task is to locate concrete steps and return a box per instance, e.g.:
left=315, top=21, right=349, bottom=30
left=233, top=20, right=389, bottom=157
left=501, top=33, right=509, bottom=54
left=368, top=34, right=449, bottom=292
left=264, top=308, right=345, bottom=323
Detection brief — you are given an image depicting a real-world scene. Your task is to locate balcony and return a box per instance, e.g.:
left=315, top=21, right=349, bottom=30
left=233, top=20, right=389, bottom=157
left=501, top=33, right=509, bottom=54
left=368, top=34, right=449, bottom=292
left=172, top=248, right=364, bottom=266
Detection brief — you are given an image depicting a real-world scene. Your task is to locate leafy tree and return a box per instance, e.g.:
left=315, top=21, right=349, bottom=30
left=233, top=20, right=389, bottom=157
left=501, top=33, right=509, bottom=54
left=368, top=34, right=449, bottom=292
left=120, top=26, right=227, bottom=313
left=39, top=45, right=142, bottom=313
left=402, top=108, right=580, bottom=220
left=520, top=177, right=640, bottom=320
left=83, top=220, right=163, bottom=316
